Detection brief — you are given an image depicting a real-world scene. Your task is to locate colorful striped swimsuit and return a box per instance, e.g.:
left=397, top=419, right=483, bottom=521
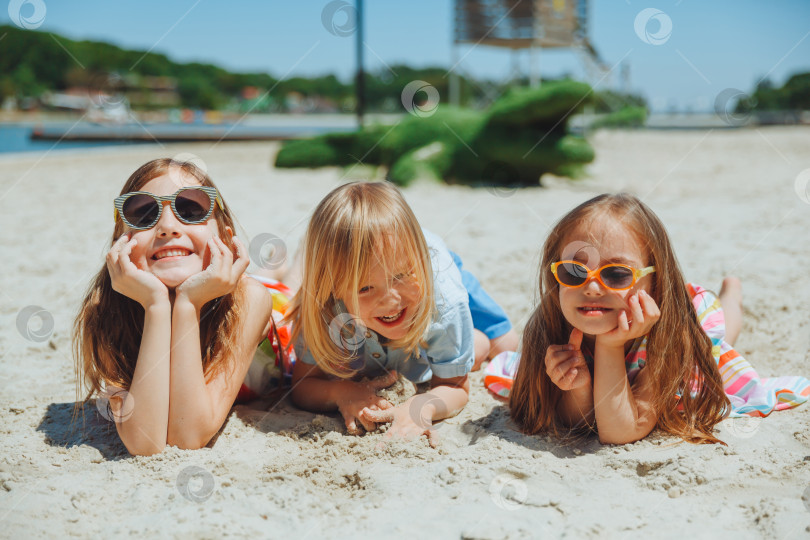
left=235, top=276, right=296, bottom=403
left=485, top=283, right=810, bottom=417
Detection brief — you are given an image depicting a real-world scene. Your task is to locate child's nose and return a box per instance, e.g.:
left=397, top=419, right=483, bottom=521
left=381, top=284, right=402, bottom=305
left=583, top=276, right=605, bottom=295
left=154, top=201, right=182, bottom=236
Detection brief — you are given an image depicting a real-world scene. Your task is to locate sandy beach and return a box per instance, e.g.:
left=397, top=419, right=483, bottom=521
left=1, top=127, right=809, bottom=538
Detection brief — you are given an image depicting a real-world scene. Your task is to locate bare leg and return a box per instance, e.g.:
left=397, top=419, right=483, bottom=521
left=488, top=329, right=520, bottom=360
left=472, top=330, right=491, bottom=371
left=718, top=276, right=743, bottom=346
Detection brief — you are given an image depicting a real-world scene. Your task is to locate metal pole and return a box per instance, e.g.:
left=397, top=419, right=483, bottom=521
left=531, top=0, right=542, bottom=87
left=529, top=45, right=541, bottom=87
left=449, top=44, right=460, bottom=106
left=449, top=0, right=459, bottom=105
left=355, top=0, right=365, bottom=127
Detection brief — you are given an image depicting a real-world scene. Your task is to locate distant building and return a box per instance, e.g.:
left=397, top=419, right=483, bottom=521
left=121, top=75, right=180, bottom=108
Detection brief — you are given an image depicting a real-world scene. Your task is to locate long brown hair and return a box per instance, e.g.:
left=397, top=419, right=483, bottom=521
left=285, top=181, right=435, bottom=378
left=510, top=193, right=730, bottom=444
left=73, top=158, right=245, bottom=401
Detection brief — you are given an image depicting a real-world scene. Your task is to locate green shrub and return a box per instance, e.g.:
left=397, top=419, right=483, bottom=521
left=274, top=80, right=598, bottom=185
left=591, top=106, right=647, bottom=129
left=275, top=137, right=349, bottom=168
left=486, top=80, right=594, bottom=126
left=387, top=142, right=453, bottom=186
left=379, top=107, right=484, bottom=165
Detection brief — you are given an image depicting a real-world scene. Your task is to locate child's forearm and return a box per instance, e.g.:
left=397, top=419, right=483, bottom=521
left=558, top=383, right=595, bottom=429
left=291, top=376, right=348, bottom=412
left=167, top=297, right=219, bottom=449
left=421, top=376, right=470, bottom=421
left=116, top=301, right=172, bottom=456
left=592, top=343, right=647, bottom=443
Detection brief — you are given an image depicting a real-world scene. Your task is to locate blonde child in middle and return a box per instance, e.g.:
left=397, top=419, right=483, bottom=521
left=288, top=181, right=517, bottom=444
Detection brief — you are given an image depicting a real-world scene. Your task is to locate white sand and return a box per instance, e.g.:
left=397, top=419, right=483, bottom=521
left=1, top=128, right=809, bottom=538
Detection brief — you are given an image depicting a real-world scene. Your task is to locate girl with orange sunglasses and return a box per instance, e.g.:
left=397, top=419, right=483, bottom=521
left=497, top=193, right=809, bottom=445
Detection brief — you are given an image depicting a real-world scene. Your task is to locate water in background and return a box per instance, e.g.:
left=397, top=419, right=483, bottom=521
left=0, top=124, right=153, bottom=154
left=0, top=116, right=363, bottom=155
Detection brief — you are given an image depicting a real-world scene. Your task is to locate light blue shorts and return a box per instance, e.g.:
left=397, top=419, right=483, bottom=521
left=450, top=250, right=513, bottom=340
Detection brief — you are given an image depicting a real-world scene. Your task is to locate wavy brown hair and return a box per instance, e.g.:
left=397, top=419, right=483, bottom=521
left=510, top=193, right=730, bottom=444
left=285, top=181, right=435, bottom=378
left=73, top=158, right=245, bottom=402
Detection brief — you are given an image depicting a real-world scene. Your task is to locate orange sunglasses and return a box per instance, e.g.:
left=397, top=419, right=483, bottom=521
left=550, top=260, right=655, bottom=291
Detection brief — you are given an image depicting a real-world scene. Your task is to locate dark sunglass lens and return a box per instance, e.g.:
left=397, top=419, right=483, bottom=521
left=601, top=266, right=634, bottom=289
left=558, top=262, right=589, bottom=286
left=175, top=189, right=211, bottom=222
left=122, top=194, right=159, bottom=228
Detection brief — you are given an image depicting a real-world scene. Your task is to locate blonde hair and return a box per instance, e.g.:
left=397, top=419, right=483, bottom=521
left=510, top=193, right=730, bottom=444
left=73, top=158, right=246, bottom=402
left=286, top=181, right=435, bottom=377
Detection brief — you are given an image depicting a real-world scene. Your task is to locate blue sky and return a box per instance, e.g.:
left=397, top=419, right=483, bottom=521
left=3, top=0, right=809, bottom=112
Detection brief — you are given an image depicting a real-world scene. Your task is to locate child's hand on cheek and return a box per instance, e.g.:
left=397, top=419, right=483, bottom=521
left=597, top=290, right=660, bottom=349
left=176, top=236, right=250, bottom=310
left=107, top=234, right=169, bottom=307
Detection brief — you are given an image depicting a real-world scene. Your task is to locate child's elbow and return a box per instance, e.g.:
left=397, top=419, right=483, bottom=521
left=166, top=424, right=216, bottom=451
left=290, top=387, right=307, bottom=410
left=598, top=431, right=644, bottom=446
left=118, top=427, right=166, bottom=456
left=598, top=420, right=654, bottom=445
left=124, top=439, right=166, bottom=456
left=167, top=432, right=213, bottom=451
left=171, top=441, right=208, bottom=451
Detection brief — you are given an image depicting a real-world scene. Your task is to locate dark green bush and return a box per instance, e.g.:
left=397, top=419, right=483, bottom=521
left=274, top=80, right=598, bottom=187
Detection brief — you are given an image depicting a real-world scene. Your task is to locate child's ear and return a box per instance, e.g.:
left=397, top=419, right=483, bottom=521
left=225, top=226, right=234, bottom=239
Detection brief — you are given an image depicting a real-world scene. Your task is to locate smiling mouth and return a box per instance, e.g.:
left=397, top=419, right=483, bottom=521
left=152, top=248, right=192, bottom=261
left=577, top=306, right=613, bottom=316
left=376, top=308, right=406, bottom=325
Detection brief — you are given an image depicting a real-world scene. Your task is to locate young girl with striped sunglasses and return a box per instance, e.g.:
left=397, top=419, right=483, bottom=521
left=73, top=158, right=292, bottom=455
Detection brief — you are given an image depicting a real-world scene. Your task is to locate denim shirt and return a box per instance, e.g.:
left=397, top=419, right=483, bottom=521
left=295, top=229, right=475, bottom=383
